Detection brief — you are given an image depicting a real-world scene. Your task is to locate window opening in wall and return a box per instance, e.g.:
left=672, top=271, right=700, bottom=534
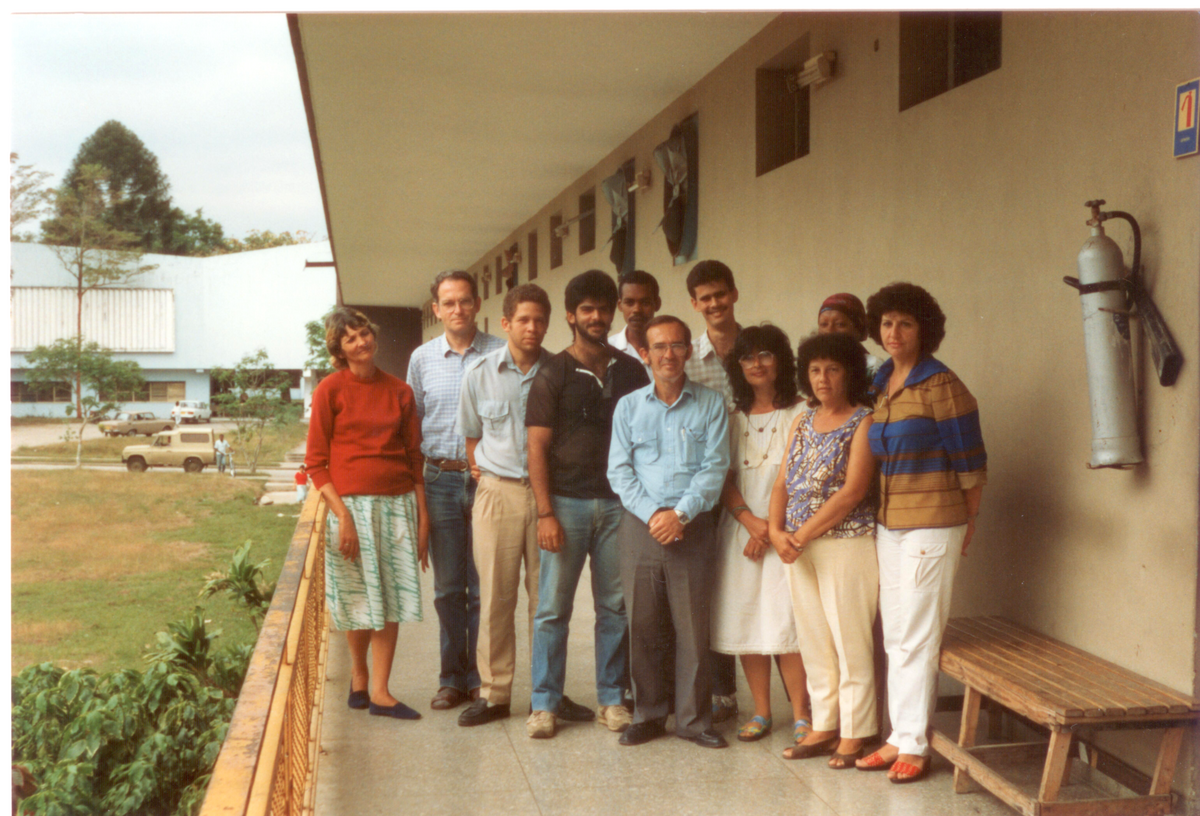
left=756, top=34, right=810, bottom=177
left=528, top=230, right=538, bottom=280
left=899, top=11, right=1001, bottom=112
left=506, top=243, right=520, bottom=288
left=483, top=265, right=490, bottom=300
left=149, top=382, right=186, bottom=401
left=550, top=213, right=564, bottom=269
left=11, top=380, right=71, bottom=403
left=578, top=191, right=596, bottom=255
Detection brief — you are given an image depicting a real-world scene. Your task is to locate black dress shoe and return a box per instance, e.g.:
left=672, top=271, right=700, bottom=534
left=457, top=698, right=511, bottom=727
left=680, top=729, right=729, bottom=749
left=618, top=718, right=666, bottom=746
left=556, top=695, right=595, bottom=722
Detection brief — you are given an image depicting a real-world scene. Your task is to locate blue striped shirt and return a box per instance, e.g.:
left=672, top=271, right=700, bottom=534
left=407, top=330, right=505, bottom=461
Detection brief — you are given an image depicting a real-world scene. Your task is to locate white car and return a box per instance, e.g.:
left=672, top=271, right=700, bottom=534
left=172, top=400, right=212, bottom=424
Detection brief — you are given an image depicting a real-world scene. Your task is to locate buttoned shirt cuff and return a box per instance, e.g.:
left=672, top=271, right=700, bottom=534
left=674, top=495, right=706, bottom=524
left=629, top=496, right=660, bottom=526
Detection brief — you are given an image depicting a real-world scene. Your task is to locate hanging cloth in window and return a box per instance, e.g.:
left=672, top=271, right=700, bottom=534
left=601, top=160, right=636, bottom=274
left=653, top=113, right=698, bottom=265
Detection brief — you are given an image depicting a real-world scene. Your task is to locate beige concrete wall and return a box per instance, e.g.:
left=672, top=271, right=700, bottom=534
left=430, top=10, right=1199, bottom=796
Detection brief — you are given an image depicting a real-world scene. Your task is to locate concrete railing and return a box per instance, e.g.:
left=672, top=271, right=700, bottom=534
left=199, top=491, right=330, bottom=816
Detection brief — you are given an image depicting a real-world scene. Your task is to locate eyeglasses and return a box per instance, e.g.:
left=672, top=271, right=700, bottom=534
left=737, top=350, right=776, bottom=366
left=648, top=342, right=689, bottom=357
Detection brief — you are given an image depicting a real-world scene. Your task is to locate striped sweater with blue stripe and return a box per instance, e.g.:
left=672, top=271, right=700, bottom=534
left=868, top=356, right=987, bottom=531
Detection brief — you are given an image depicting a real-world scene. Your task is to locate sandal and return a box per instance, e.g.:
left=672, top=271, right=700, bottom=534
left=736, top=715, right=772, bottom=742
left=828, top=744, right=866, bottom=770
left=889, top=759, right=929, bottom=784
left=792, top=718, right=812, bottom=742
left=856, top=749, right=897, bottom=772
left=782, top=733, right=839, bottom=760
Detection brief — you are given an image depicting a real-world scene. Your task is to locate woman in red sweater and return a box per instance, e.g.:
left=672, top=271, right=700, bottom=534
left=306, top=307, right=430, bottom=719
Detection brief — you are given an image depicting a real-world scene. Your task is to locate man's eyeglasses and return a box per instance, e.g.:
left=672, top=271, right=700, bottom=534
left=648, top=343, right=689, bottom=357
left=737, top=350, right=776, bottom=366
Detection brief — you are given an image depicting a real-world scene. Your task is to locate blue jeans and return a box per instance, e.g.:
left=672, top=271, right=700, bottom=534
left=424, top=463, right=481, bottom=692
left=530, top=496, right=628, bottom=712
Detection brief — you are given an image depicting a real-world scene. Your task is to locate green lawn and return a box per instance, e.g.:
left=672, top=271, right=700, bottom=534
left=11, top=470, right=300, bottom=674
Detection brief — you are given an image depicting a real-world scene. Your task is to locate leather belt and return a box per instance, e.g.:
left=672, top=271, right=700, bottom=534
left=427, top=458, right=469, bottom=472
left=481, top=472, right=531, bottom=487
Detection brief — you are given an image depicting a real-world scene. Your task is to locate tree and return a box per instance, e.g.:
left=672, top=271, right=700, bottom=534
left=219, top=228, right=315, bottom=254
left=304, top=306, right=336, bottom=374
left=164, top=207, right=226, bottom=256
left=40, top=163, right=157, bottom=421
left=211, top=350, right=294, bottom=475
left=10, top=152, right=54, bottom=242
left=44, top=120, right=176, bottom=252
left=24, top=339, right=145, bottom=468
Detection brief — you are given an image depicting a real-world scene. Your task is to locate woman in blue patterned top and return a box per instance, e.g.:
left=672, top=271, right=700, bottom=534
left=769, top=332, right=878, bottom=767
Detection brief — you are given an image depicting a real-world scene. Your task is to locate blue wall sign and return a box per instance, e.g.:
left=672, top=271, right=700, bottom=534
left=1175, top=78, right=1199, bottom=158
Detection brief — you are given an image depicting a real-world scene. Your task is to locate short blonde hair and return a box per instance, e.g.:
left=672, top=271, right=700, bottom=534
left=325, top=307, right=379, bottom=370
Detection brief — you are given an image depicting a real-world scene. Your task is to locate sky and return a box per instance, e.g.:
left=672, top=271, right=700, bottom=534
left=11, top=13, right=327, bottom=242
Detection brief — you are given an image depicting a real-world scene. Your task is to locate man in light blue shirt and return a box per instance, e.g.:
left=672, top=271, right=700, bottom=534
left=455, top=284, right=552, bottom=728
left=407, top=270, right=505, bottom=711
left=607, top=315, right=730, bottom=749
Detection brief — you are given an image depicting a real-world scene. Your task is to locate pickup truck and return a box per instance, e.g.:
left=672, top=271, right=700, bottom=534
left=100, top=412, right=176, bottom=437
left=123, top=428, right=217, bottom=473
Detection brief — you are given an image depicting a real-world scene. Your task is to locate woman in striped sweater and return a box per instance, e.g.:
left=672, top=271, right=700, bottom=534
left=856, top=283, right=987, bottom=783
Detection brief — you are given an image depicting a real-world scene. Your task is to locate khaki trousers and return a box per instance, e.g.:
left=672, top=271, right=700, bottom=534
left=472, top=476, right=540, bottom=705
left=786, top=534, right=879, bottom=738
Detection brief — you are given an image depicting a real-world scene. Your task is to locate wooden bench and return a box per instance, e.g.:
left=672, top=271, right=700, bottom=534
left=931, top=616, right=1199, bottom=816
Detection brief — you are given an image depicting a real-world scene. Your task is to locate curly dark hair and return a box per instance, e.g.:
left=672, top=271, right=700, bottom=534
left=795, top=332, right=872, bottom=408
left=325, top=307, right=380, bottom=370
left=866, top=282, right=946, bottom=357
left=727, top=325, right=797, bottom=414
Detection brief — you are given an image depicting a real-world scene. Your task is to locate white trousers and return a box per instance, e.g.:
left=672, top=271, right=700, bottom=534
left=876, top=523, right=965, bottom=756
left=786, top=534, right=879, bottom=738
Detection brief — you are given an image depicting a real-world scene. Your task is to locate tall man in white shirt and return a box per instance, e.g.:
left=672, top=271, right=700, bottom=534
left=683, top=259, right=743, bottom=724
left=407, top=270, right=506, bottom=711
left=455, top=284, right=551, bottom=727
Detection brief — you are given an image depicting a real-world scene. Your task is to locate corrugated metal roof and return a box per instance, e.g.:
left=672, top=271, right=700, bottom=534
left=11, top=287, right=175, bottom=352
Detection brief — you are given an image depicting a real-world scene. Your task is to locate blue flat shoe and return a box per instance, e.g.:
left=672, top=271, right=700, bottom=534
left=348, top=688, right=370, bottom=710
left=369, top=700, right=421, bottom=720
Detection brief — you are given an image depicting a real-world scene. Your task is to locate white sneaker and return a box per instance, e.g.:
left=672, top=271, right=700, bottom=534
left=598, top=704, right=632, bottom=733
left=526, top=710, right=556, bottom=739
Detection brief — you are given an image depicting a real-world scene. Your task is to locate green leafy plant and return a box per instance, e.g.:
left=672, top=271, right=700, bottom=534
left=200, top=541, right=275, bottom=631
left=12, top=544, right=271, bottom=816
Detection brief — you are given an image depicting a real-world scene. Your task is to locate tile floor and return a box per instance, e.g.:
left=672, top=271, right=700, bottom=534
left=314, top=564, right=1024, bottom=816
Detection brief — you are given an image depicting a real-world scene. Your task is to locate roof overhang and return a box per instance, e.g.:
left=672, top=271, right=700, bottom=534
left=290, top=12, right=776, bottom=307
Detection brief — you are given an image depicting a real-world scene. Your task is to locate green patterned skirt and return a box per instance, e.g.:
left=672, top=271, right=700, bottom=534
left=325, top=493, right=423, bottom=631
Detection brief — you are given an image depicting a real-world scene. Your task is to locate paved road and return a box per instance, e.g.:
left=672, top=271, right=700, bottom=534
left=10, top=420, right=241, bottom=452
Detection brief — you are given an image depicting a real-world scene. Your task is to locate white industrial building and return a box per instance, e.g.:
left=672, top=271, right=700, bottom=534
left=9, top=240, right=337, bottom=418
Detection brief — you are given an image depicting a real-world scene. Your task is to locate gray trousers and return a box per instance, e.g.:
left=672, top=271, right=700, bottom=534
left=619, top=509, right=715, bottom=738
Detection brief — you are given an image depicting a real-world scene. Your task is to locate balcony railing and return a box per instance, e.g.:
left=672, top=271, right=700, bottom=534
left=199, top=492, right=329, bottom=816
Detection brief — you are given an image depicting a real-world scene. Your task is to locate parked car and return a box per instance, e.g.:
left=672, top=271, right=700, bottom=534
left=172, top=400, right=212, bottom=424
left=99, top=412, right=175, bottom=437
left=123, top=428, right=217, bottom=473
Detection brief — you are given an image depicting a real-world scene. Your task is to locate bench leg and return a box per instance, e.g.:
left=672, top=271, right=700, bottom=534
left=1038, top=728, right=1074, bottom=802
left=1149, top=726, right=1184, bottom=796
left=953, top=686, right=983, bottom=793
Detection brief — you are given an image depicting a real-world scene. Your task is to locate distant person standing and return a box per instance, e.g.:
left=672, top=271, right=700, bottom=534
left=215, top=433, right=231, bottom=474
left=295, top=464, right=309, bottom=503
left=407, top=270, right=505, bottom=711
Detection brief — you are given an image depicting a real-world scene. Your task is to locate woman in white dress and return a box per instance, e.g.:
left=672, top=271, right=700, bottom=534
left=710, top=325, right=811, bottom=743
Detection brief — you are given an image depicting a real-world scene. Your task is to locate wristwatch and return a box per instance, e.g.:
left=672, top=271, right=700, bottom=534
left=674, top=509, right=690, bottom=526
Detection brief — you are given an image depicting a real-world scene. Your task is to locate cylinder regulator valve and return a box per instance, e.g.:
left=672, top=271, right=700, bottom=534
left=1063, top=200, right=1142, bottom=468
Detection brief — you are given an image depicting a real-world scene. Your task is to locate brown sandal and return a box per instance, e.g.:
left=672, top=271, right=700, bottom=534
left=782, top=734, right=839, bottom=760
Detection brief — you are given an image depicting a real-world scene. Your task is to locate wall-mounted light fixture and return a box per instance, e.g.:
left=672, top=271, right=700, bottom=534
left=554, top=209, right=596, bottom=238
left=504, top=247, right=522, bottom=266
left=628, top=170, right=652, bottom=194
left=788, top=51, right=837, bottom=93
